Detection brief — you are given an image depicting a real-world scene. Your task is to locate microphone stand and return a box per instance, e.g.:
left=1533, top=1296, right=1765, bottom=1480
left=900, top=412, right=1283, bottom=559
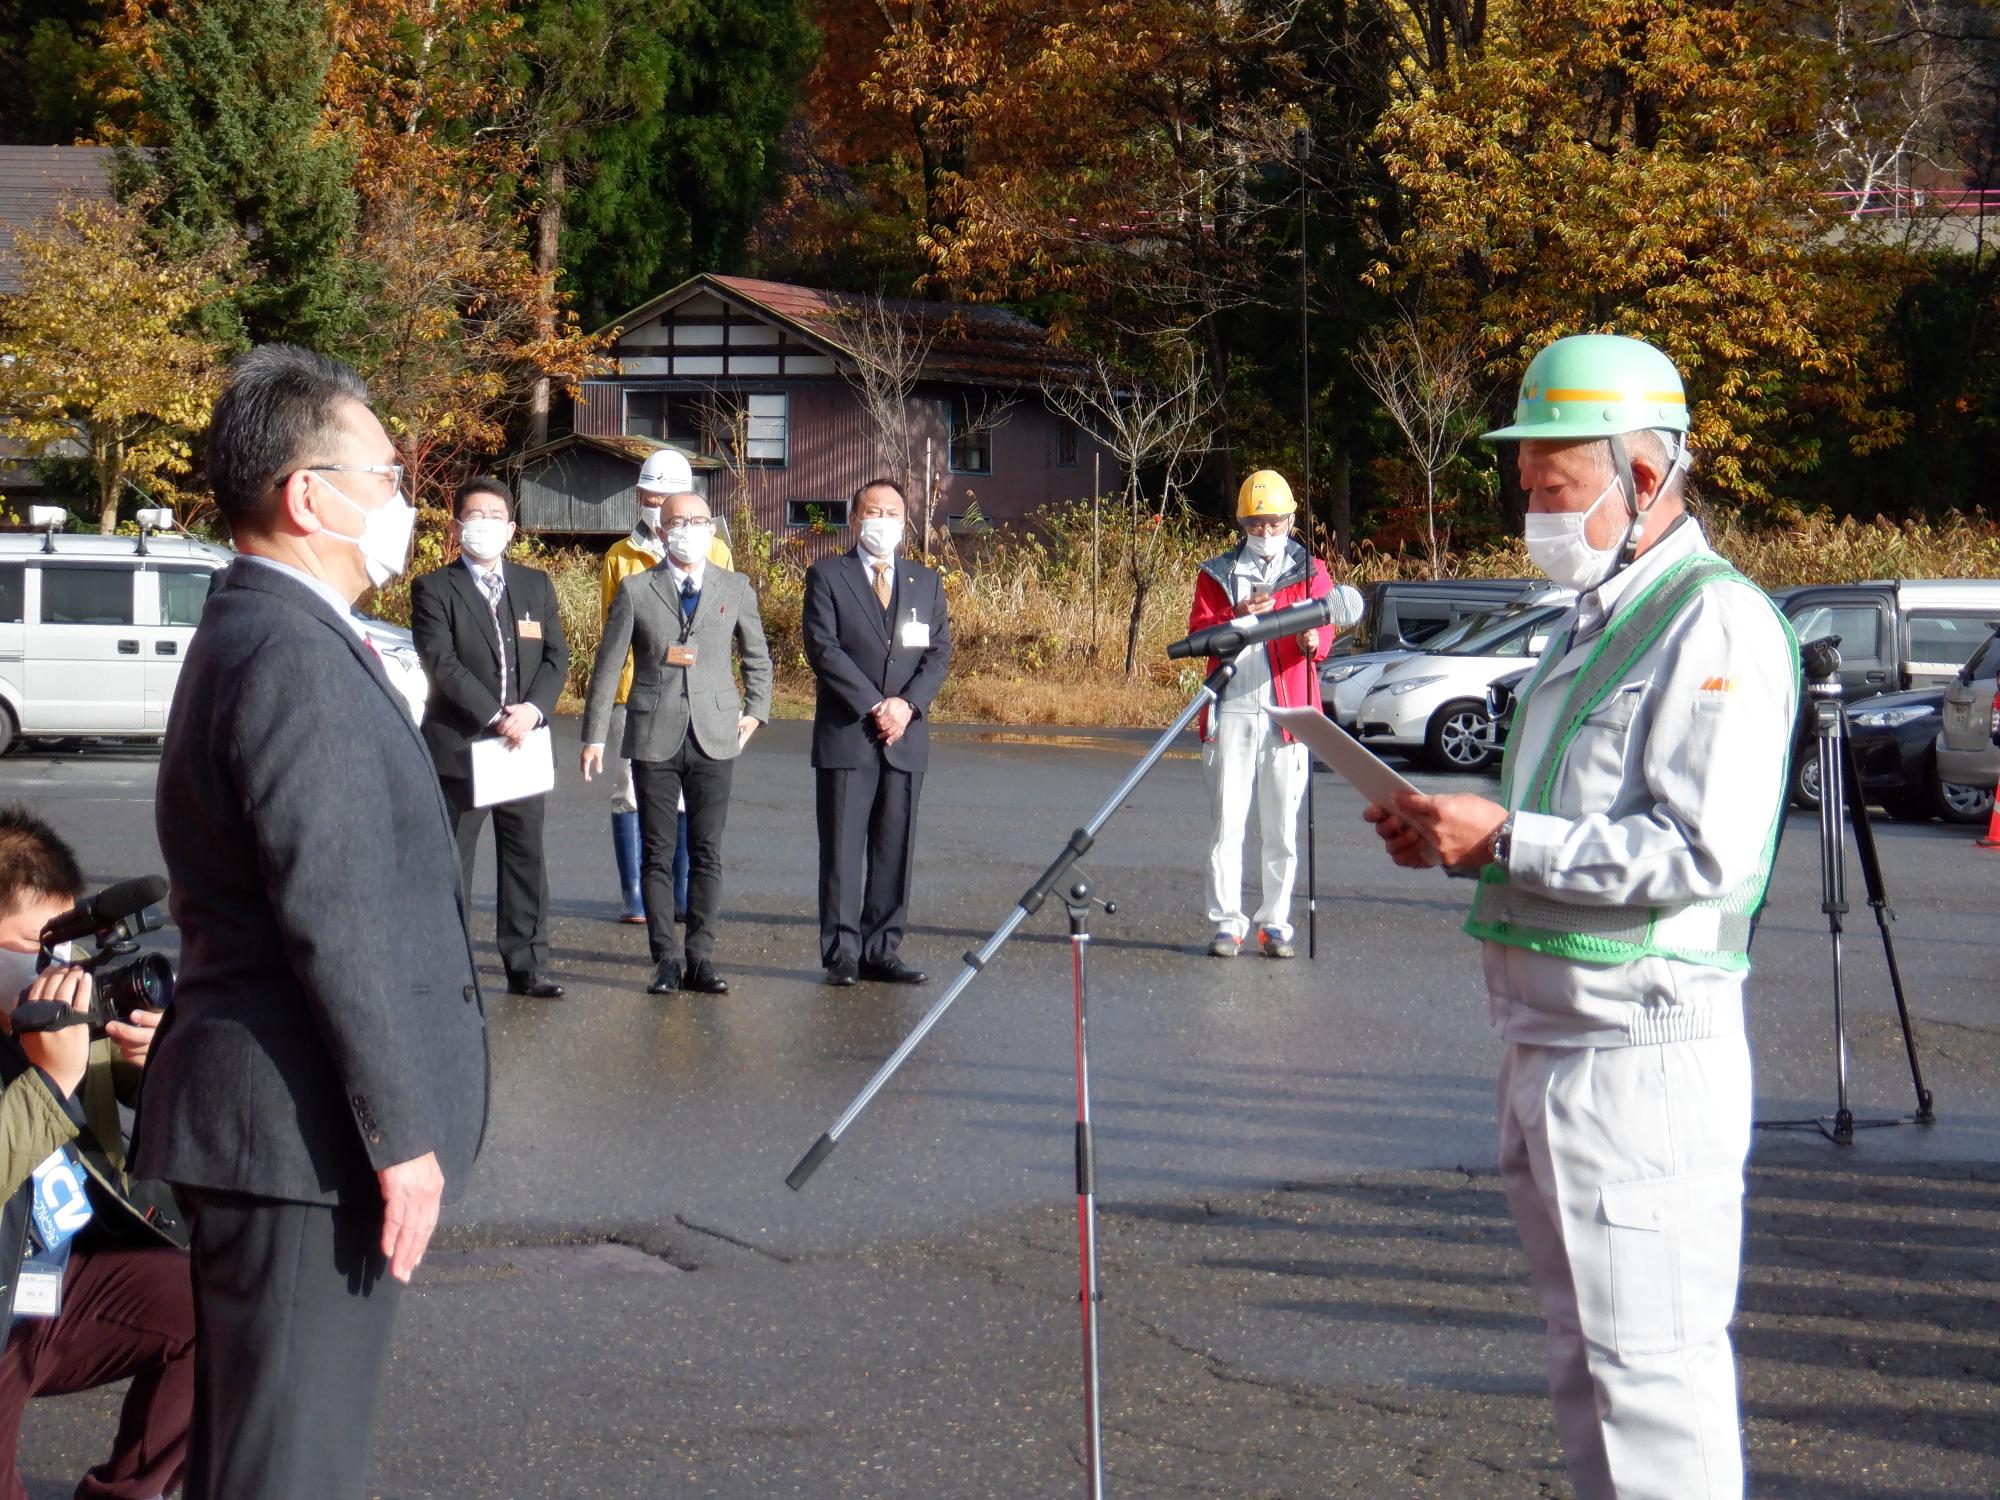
left=786, top=654, right=1243, bottom=1498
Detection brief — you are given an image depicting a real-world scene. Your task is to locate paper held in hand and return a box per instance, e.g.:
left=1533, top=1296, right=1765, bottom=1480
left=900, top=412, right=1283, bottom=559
left=1266, top=706, right=1421, bottom=811
left=471, top=724, right=556, bottom=808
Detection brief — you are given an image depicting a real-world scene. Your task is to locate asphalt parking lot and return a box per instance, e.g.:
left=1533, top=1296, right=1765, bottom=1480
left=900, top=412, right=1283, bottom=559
left=8, top=718, right=1998, bottom=1498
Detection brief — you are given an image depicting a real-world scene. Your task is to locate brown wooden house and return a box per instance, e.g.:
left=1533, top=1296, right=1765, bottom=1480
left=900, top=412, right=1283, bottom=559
left=519, top=274, right=1111, bottom=544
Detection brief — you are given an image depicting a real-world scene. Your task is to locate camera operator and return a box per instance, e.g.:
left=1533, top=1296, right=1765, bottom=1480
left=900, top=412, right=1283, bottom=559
left=0, top=805, right=192, bottom=1500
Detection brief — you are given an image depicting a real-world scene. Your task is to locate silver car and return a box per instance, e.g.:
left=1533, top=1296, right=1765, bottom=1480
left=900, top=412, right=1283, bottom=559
left=1936, top=625, right=2000, bottom=791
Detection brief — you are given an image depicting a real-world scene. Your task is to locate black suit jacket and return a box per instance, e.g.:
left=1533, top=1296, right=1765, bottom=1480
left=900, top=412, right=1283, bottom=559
left=802, top=549, right=952, bottom=771
left=411, top=559, right=571, bottom=781
left=136, top=560, right=489, bottom=1208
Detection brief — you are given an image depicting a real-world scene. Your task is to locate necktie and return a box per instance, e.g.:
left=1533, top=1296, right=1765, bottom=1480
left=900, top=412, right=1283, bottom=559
left=873, top=561, right=892, bottom=610
left=481, top=567, right=508, bottom=704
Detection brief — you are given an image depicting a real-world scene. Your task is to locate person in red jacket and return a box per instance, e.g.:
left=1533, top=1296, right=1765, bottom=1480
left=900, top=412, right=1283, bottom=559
left=1188, top=470, right=1356, bottom=957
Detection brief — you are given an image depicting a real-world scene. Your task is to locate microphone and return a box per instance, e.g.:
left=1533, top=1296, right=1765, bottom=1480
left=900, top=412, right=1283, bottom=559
left=1167, top=587, right=1364, bottom=661
left=39, top=876, right=169, bottom=948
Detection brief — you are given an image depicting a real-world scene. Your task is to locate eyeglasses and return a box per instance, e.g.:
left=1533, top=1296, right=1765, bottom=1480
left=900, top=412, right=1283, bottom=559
left=1242, top=518, right=1291, bottom=535
left=662, top=518, right=714, bottom=533
left=309, top=463, right=406, bottom=491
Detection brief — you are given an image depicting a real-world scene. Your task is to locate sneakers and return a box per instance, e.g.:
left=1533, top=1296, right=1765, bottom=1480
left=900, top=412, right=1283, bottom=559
left=1208, top=932, right=1242, bottom=958
left=1258, top=928, right=1296, bottom=960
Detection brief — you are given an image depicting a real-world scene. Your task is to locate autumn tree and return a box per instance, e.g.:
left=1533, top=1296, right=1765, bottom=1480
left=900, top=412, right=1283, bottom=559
left=117, top=0, right=358, bottom=348
left=1353, top=311, right=1485, bottom=577
left=0, top=191, right=232, bottom=532
left=829, top=295, right=935, bottom=515
left=1375, top=0, right=1910, bottom=513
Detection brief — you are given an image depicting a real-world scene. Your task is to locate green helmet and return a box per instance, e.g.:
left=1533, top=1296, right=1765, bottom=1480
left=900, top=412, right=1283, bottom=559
left=1481, top=333, right=1689, bottom=443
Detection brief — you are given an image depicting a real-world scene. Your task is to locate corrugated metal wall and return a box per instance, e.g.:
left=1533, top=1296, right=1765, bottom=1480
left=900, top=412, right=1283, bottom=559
left=516, top=446, right=710, bottom=535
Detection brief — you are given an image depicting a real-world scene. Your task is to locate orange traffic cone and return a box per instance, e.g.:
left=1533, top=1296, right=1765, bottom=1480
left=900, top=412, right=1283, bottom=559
left=1978, top=797, right=2000, bottom=850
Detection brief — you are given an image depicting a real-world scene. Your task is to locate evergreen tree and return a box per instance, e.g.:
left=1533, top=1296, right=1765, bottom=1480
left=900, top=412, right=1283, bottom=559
left=537, top=0, right=818, bottom=328
left=120, top=0, right=359, bottom=350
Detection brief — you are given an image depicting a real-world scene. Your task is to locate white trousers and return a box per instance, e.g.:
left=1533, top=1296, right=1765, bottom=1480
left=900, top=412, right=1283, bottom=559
left=1497, top=1034, right=1752, bottom=1500
left=1202, top=709, right=1309, bottom=941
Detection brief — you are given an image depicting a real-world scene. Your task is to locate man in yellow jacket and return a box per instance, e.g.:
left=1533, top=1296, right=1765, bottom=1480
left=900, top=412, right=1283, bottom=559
left=600, top=447, right=732, bottom=923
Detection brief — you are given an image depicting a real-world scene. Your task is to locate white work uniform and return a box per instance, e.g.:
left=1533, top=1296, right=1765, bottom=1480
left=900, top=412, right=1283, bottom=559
left=1203, top=548, right=1310, bottom=943
left=1480, top=519, right=1796, bottom=1500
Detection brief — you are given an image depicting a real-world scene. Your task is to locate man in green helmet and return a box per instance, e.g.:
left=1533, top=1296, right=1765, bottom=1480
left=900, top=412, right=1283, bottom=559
left=1365, top=333, right=1797, bottom=1500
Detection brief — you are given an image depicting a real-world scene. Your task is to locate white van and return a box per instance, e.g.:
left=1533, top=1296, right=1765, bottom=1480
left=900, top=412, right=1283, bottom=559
left=0, top=526, right=426, bottom=751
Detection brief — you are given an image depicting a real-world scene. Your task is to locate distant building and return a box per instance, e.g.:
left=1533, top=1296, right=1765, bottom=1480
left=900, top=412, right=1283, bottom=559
left=519, top=273, right=1110, bottom=544
left=0, top=146, right=119, bottom=507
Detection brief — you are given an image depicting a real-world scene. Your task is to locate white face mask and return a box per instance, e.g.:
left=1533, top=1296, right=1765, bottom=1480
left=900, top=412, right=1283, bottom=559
left=664, top=521, right=713, bottom=567
left=316, top=475, right=417, bottom=588
left=0, top=945, right=40, bottom=1017
left=857, top=516, right=903, bottom=558
left=1243, top=529, right=1287, bottom=561
left=1524, top=476, right=1625, bottom=592
left=457, top=518, right=511, bottom=563
left=638, top=504, right=663, bottom=537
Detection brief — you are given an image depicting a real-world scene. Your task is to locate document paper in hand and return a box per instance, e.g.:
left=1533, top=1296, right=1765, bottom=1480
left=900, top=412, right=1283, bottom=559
left=1266, top=707, right=1422, bottom=811
left=471, top=724, right=556, bottom=808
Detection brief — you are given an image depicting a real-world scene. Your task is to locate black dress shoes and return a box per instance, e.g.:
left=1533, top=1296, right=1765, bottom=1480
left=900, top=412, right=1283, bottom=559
left=824, top=958, right=860, bottom=987
left=505, top=972, right=565, bottom=999
left=859, top=957, right=928, bottom=985
left=646, top=960, right=681, bottom=995
left=682, top=960, right=730, bottom=995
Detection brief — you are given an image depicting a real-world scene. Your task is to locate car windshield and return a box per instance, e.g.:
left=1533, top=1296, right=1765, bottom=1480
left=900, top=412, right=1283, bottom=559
left=1963, top=628, right=2000, bottom=682
left=1432, top=606, right=1557, bottom=657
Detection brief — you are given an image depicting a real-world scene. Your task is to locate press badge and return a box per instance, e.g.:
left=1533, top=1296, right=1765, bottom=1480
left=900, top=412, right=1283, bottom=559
left=666, top=643, right=698, bottom=668
left=517, top=616, right=543, bottom=641
left=14, top=1150, right=91, bottom=1320
left=898, top=611, right=930, bottom=650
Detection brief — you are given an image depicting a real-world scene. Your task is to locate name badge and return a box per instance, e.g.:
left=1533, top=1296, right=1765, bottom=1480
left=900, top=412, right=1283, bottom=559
left=517, top=617, right=543, bottom=640
left=666, top=643, right=698, bottom=668
left=12, top=1264, right=63, bottom=1319
left=898, top=613, right=930, bottom=650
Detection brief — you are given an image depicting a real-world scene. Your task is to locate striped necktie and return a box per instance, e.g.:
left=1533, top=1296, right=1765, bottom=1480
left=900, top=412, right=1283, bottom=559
left=480, top=566, right=508, bottom=704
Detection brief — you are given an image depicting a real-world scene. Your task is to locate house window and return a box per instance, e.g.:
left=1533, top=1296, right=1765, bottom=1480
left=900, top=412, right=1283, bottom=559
left=743, top=392, right=787, bottom=466
left=623, top=391, right=708, bottom=447
left=786, top=498, right=850, bottom=529
left=1056, top=416, right=1079, bottom=467
left=948, top=393, right=992, bottom=475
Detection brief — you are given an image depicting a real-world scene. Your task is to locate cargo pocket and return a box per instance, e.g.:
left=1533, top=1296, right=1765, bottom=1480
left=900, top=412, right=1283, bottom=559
left=1599, top=1167, right=1743, bottom=1358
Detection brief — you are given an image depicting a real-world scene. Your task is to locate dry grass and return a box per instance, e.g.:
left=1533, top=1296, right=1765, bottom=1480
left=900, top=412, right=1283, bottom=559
left=396, top=505, right=2000, bottom=727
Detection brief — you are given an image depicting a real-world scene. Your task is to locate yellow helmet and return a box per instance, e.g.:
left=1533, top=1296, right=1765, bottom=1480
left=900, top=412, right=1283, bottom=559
left=1236, top=469, right=1296, bottom=519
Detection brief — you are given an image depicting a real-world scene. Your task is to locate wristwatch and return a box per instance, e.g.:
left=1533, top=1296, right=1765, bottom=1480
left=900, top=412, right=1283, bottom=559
left=1489, top=813, right=1515, bottom=868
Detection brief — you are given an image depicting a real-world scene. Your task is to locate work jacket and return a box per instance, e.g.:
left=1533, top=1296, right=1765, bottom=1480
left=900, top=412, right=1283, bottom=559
left=1188, top=538, right=1334, bottom=742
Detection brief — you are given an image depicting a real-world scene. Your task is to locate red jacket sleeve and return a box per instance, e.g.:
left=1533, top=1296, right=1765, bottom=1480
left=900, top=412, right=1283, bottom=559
left=1188, top=569, right=1234, bottom=634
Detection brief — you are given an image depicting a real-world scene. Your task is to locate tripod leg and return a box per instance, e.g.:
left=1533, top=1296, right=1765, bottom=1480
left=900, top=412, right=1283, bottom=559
left=1839, top=733, right=1937, bottom=1124
left=1305, top=772, right=1318, bottom=961
left=1816, top=715, right=1855, bottom=1145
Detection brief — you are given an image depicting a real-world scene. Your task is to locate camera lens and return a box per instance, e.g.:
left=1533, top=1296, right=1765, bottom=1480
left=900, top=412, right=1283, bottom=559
left=95, top=953, right=174, bottom=1022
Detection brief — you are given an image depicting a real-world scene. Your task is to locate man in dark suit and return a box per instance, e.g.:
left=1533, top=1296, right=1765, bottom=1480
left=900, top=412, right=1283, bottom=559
left=136, top=345, right=488, bottom=1500
left=581, top=487, right=772, bottom=997
left=802, top=478, right=953, bottom=987
left=411, top=477, right=571, bottom=999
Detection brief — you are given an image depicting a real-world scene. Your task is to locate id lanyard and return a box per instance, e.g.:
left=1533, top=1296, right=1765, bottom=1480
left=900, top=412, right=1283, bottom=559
left=13, top=1149, right=92, bottom=1320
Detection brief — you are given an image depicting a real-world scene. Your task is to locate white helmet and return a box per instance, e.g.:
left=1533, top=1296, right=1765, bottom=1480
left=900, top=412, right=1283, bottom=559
left=636, top=447, right=694, bottom=495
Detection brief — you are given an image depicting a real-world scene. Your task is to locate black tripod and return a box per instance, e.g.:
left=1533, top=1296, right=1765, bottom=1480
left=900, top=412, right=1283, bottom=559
left=1758, top=636, right=1935, bottom=1144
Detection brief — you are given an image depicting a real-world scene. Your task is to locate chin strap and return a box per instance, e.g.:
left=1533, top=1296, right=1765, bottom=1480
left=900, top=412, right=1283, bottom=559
left=1607, top=429, right=1692, bottom=574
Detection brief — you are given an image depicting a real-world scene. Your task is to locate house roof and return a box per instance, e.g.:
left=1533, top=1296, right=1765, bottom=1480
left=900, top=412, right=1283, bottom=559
left=0, top=146, right=119, bottom=296
left=509, top=433, right=722, bottom=471
left=603, top=273, right=1090, bottom=389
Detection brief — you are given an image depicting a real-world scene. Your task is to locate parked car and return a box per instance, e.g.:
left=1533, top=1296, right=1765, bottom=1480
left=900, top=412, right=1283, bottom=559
left=1352, top=604, right=1568, bottom=770
left=1935, top=624, right=2000, bottom=793
left=1775, top=579, right=2000, bottom=807
left=1320, top=594, right=1573, bottom=728
left=0, top=522, right=427, bottom=752
left=1329, top=578, right=1558, bottom=659
left=1838, top=688, right=1995, bottom=824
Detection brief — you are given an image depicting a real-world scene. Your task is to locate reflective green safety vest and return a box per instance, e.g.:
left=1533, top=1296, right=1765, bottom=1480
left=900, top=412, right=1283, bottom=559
left=1463, top=554, right=1798, bottom=972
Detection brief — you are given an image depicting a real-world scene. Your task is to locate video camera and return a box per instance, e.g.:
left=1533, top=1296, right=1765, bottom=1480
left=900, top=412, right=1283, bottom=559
left=13, top=876, right=174, bottom=1035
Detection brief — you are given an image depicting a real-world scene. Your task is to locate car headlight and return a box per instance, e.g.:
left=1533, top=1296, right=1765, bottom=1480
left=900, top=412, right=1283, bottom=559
left=1386, top=675, right=1447, bottom=698
left=1849, top=705, right=1935, bottom=728
left=1322, top=661, right=1371, bottom=684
